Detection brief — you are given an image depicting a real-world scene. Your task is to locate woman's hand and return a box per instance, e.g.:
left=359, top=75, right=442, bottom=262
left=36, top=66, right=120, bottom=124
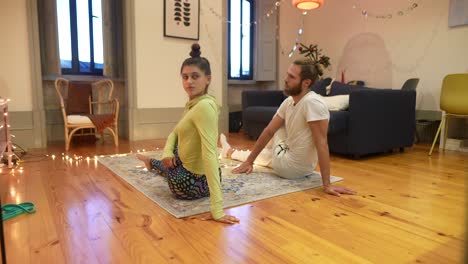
left=201, top=214, right=240, bottom=225
left=162, top=157, right=177, bottom=169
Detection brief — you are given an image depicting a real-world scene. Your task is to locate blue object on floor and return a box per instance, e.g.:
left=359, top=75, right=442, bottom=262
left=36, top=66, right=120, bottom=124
left=1, top=202, right=36, bottom=221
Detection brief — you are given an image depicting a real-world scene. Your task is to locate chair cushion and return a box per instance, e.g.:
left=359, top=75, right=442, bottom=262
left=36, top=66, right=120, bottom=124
left=329, top=81, right=352, bottom=95
left=310, top=77, right=332, bottom=96
left=67, top=115, right=93, bottom=124
left=325, top=79, right=335, bottom=95
left=67, top=82, right=92, bottom=115
left=88, top=114, right=114, bottom=132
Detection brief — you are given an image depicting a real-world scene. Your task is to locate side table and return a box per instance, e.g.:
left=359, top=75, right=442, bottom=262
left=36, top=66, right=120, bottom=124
left=229, top=104, right=243, bottom=133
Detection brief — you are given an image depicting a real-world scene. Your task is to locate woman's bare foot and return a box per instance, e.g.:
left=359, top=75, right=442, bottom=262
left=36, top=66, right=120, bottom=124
left=136, top=154, right=152, bottom=171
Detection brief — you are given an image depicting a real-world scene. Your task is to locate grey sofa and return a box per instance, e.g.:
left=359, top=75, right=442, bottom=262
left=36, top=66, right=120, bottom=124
left=242, top=79, right=416, bottom=158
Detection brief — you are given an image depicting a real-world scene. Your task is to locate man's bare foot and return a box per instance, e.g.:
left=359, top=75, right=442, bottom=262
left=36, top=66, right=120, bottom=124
left=136, top=153, right=152, bottom=171
left=219, top=133, right=234, bottom=158
left=226, top=148, right=235, bottom=159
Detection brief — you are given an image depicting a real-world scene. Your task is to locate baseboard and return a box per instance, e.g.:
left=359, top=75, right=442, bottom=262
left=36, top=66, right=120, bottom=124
left=8, top=111, right=36, bottom=149
left=415, top=109, right=442, bottom=121
left=443, top=138, right=468, bottom=153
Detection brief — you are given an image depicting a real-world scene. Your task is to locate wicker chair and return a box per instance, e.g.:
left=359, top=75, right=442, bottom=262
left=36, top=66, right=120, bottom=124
left=54, top=78, right=119, bottom=151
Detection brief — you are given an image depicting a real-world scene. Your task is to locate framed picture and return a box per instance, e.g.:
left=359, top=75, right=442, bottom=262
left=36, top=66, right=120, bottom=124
left=449, top=0, right=468, bottom=27
left=164, top=0, right=200, bottom=40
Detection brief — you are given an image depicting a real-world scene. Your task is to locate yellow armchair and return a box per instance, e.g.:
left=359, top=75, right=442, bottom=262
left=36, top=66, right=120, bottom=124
left=429, top=73, right=468, bottom=155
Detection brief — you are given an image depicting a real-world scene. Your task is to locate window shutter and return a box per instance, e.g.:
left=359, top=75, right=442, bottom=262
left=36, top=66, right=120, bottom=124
left=255, top=0, right=277, bottom=81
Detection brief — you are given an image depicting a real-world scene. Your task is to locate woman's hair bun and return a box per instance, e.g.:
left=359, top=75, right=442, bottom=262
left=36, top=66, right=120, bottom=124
left=190, top=43, right=201, bottom=58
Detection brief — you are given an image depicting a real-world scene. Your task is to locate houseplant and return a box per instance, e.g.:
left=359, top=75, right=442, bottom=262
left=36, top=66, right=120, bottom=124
left=298, top=43, right=331, bottom=76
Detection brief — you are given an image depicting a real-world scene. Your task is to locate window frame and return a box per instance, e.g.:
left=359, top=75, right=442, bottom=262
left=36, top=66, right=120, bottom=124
left=228, top=0, right=255, bottom=80
left=60, top=0, right=103, bottom=76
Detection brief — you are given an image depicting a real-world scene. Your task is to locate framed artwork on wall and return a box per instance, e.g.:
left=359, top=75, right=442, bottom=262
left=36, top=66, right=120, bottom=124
left=164, top=0, right=200, bottom=40
left=449, top=0, right=468, bottom=27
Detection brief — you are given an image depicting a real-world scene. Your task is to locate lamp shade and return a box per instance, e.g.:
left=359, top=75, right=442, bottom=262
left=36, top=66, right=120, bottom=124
left=292, top=0, right=324, bottom=10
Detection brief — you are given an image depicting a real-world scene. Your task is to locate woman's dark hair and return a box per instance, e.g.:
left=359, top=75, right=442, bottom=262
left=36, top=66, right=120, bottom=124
left=180, top=43, right=211, bottom=75
left=293, top=59, right=319, bottom=88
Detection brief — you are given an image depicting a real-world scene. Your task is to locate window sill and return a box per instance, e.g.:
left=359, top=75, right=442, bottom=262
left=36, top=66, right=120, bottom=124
left=42, top=75, right=124, bottom=82
left=228, top=79, right=257, bottom=85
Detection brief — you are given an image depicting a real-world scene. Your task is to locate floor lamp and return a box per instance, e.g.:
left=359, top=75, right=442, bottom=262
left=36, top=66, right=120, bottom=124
left=0, top=196, right=6, bottom=264
left=0, top=99, right=13, bottom=168
left=0, top=98, right=12, bottom=263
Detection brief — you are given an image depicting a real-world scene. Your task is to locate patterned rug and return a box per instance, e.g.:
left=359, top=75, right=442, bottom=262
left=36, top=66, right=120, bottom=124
left=97, top=151, right=343, bottom=218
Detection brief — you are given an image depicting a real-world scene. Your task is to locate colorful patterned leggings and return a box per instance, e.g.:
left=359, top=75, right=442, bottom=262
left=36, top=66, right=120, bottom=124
left=150, top=147, right=221, bottom=200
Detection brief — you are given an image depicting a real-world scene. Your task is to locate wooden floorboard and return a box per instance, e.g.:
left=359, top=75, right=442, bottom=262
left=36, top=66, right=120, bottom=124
left=0, top=133, right=466, bottom=263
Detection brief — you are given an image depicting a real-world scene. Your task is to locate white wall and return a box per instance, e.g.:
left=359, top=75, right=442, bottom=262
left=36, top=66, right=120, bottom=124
left=134, top=0, right=223, bottom=109
left=279, top=0, right=468, bottom=111
left=0, top=0, right=33, bottom=111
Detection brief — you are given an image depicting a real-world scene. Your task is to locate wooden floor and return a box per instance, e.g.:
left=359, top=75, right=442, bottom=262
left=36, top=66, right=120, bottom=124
left=0, top=133, right=466, bottom=263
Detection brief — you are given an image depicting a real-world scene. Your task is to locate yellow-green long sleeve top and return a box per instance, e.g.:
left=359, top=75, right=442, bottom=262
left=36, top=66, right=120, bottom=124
left=162, top=94, right=224, bottom=219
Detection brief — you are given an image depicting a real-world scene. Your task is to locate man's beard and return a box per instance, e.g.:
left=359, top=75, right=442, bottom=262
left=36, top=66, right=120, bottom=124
left=284, top=82, right=303, bottom=96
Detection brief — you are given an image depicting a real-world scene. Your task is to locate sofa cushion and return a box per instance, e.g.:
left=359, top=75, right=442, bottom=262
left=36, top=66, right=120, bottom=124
left=329, top=81, right=372, bottom=96
left=310, top=77, right=332, bottom=96
left=328, top=110, right=349, bottom=134
left=325, top=79, right=335, bottom=95
left=243, top=106, right=277, bottom=123
left=319, top=95, right=349, bottom=111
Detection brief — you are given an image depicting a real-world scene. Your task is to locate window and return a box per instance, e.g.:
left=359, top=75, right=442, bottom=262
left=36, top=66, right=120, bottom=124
left=56, top=0, right=103, bottom=75
left=228, top=0, right=254, bottom=80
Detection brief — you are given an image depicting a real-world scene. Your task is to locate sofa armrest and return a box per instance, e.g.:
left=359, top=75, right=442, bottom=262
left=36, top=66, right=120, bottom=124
left=242, top=90, right=286, bottom=111
left=348, top=89, right=416, bottom=152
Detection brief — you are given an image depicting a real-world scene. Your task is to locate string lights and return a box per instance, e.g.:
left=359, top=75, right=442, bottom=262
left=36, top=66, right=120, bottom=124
left=351, top=1, right=421, bottom=19
left=0, top=98, right=14, bottom=168
left=287, top=12, right=308, bottom=58
left=202, top=0, right=329, bottom=60
left=201, top=0, right=286, bottom=26
left=283, top=1, right=425, bottom=61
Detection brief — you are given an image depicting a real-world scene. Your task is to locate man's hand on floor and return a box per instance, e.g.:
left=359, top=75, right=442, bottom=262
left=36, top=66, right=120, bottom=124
left=232, top=161, right=253, bottom=174
left=324, top=185, right=357, bottom=196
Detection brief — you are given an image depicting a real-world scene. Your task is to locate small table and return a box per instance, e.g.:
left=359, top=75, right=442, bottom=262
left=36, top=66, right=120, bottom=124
left=229, top=104, right=243, bottom=133
left=415, top=119, right=439, bottom=143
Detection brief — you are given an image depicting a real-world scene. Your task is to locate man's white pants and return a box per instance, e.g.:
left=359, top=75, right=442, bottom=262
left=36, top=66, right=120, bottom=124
left=231, top=127, right=314, bottom=179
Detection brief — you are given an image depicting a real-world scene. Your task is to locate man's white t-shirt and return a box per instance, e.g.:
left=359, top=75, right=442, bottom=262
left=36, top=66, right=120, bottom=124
left=272, top=91, right=330, bottom=178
